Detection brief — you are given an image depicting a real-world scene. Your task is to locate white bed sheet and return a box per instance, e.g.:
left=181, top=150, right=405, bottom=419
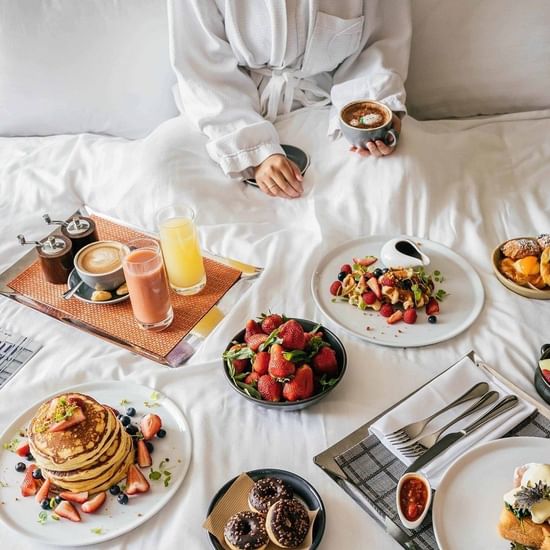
left=0, top=107, right=549, bottom=549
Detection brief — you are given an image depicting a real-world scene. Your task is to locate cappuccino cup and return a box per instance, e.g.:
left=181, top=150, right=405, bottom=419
left=74, top=240, right=127, bottom=291
left=339, top=99, right=398, bottom=149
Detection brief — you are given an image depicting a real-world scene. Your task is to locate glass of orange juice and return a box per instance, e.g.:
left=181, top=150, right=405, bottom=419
left=156, top=205, right=206, bottom=295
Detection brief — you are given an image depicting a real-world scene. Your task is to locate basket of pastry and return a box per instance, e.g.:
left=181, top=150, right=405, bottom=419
left=493, top=234, right=550, bottom=299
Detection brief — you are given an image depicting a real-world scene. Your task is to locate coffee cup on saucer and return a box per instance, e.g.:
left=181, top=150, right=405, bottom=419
left=339, top=99, right=398, bottom=149
left=73, top=240, right=128, bottom=291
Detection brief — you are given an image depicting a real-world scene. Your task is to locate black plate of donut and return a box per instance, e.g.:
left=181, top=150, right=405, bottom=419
left=206, top=468, right=326, bottom=549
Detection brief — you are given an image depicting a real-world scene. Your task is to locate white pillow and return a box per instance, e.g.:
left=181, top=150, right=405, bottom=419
left=406, top=0, right=550, bottom=119
left=0, top=0, right=178, bottom=139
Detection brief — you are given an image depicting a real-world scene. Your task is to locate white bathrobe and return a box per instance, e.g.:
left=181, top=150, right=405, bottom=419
left=168, top=0, right=411, bottom=177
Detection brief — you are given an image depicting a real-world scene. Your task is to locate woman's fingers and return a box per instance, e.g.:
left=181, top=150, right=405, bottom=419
left=288, top=159, right=304, bottom=182
left=280, top=161, right=303, bottom=195
left=256, top=178, right=276, bottom=197
left=366, top=141, right=382, bottom=158
left=375, top=140, right=395, bottom=156
left=271, top=169, right=300, bottom=198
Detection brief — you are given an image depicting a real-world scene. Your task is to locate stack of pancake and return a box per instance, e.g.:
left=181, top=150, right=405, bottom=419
left=28, top=393, right=133, bottom=494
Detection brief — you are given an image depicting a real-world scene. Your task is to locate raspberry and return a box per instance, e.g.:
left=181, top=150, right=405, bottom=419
left=362, top=291, right=377, bottom=305
left=340, top=264, right=352, bottom=274
left=403, top=309, right=418, bottom=324
left=380, top=304, right=394, bottom=317
left=330, top=281, right=343, bottom=296
left=380, top=276, right=395, bottom=287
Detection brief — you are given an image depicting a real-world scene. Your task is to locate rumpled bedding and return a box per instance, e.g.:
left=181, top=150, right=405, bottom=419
left=0, top=106, right=549, bottom=549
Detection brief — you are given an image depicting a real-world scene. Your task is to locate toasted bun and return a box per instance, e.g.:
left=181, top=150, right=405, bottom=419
left=498, top=508, right=550, bottom=549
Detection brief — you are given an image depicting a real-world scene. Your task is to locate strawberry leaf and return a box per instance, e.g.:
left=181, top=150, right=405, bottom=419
left=258, top=328, right=281, bottom=351
left=283, top=350, right=309, bottom=363
left=236, top=381, right=262, bottom=399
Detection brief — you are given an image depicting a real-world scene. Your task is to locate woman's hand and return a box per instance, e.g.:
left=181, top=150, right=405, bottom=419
left=350, top=113, right=401, bottom=158
left=254, top=154, right=303, bottom=198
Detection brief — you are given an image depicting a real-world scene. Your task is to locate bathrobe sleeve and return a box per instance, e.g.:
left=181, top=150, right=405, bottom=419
left=167, top=0, right=284, bottom=177
left=328, top=0, right=412, bottom=137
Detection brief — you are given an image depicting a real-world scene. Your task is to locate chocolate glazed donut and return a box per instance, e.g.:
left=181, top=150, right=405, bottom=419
left=266, top=498, right=310, bottom=548
left=248, top=477, right=293, bottom=514
left=224, top=511, right=269, bottom=550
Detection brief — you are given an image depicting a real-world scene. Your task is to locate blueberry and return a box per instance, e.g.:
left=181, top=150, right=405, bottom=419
left=337, top=271, right=347, bottom=282
left=32, top=468, right=43, bottom=480
left=26, top=453, right=34, bottom=461
left=126, top=407, right=136, bottom=417
left=15, top=462, right=26, bottom=473
left=109, top=485, right=121, bottom=496
left=373, top=268, right=383, bottom=278
left=382, top=268, right=389, bottom=274
left=156, top=429, right=166, bottom=439
left=41, top=499, right=51, bottom=510
left=126, top=425, right=138, bottom=436
left=54, top=495, right=63, bottom=504
left=145, top=441, right=154, bottom=453
left=401, top=279, right=412, bottom=290
left=120, top=415, right=131, bottom=427
left=117, top=493, right=129, bottom=505
left=428, top=315, right=437, bottom=324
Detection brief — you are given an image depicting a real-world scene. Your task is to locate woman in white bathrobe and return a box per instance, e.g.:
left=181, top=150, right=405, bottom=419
left=168, top=0, right=411, bottom=199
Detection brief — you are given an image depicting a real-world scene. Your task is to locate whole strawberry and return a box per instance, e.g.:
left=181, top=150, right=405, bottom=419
left=245, top=319, right=264, bottom=343
left=244, top=372, right=260, bottom=386
left=268, top=344, right=296, bottom=380
left=252, top=351, right=270, bottom=375
left=312, top=346, right=339, bottom=377
left=260, top=313, right=283, bottom=335
left=228, top=344, right=250, bottom=374
left=279, top=319, right=306, bottom=350
left=247, top=333, right=268, bottom=352
left=258, top=375, right=283, bottom=402
left=282, top=365, right=314, bottom=401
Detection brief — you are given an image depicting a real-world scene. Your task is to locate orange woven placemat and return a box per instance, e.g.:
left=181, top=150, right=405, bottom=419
left=8, top=216, right=241, bottom=358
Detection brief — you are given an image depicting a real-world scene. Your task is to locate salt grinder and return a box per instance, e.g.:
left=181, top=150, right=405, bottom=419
left=43, top=213, right=98, bottom=254
left=18, top=234, right=73, bottom=284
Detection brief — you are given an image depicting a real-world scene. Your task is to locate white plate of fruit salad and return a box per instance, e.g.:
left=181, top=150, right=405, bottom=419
left=311, top=236, right=485, bottom=347
left=0, top=381, right=192, bottom=546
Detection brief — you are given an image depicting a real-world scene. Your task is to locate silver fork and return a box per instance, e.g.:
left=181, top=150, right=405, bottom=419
left=385, top=381, right=489, bottom=444
left=397, top=390, right=500, bottom=457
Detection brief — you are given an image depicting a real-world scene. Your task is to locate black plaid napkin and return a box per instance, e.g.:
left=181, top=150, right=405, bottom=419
left=334, top=411, right=550, bottom=550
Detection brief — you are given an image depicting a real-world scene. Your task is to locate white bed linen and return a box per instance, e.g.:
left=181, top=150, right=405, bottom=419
left=1, top=107, right=549, bottom=549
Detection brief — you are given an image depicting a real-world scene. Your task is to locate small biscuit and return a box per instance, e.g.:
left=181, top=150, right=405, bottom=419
left=538, top=234, right=550, bottom=250
left=116, top=283, right=128, bottom=296
left=91, top=290, right=112, bottom=302
left=501, top=238, right=541, bottom=260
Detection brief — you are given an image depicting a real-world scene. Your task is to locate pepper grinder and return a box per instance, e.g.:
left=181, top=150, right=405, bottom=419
left=18, top=234, right=73, bottom=284
left=43, top=213, right=98, bottom=255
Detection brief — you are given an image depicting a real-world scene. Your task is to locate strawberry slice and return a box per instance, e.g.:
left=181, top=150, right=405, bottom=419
left=140, top=413, right=162, bottom=440
left=426, top=297, right=440, bottom=315
left=366, top=277, right=382, bottom=299
left=15, top=441, right=30, bottom=457
left=137, top=440, right=152, bottom=468
left=81, top=491, right=106, bottom=514
left=48, top=406, right=86, bottom=432
left=35, top=477, right=51, bottom=503
left=21, top=464, right=38, bottom=497
left=126, top=464, right=150, bottom=495
left=54, top=500, right=81, bottom=522
left=387, top=310, right=404, bottom=325
left=59, top=490, right=89, bottom=504
left=352, top=256, right=377, bottom=267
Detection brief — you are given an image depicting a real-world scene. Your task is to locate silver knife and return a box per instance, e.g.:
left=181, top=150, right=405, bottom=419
left=404, top=394, right=519, bottom=474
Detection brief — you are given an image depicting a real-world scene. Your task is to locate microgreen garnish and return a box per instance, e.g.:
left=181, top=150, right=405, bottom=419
left=515, top=481, right=550, bottom=512
left=91, top=528, right=104, bottom=535
left=149, top=460, right=174, bottom=487
left=37, top=511, right=48, bottom=525
left=0, top=480, right=7, bottom=488
left=435, top=289, right=448, bottom=301
left=144, top=391, right=161, bottom=408
left=51, top=514, right=60, bottom=521
left=2, top=437, right=19, bottom=452
left=49, top=497, right=57, bottom=509
left=119, top=399, right=131, bottom=406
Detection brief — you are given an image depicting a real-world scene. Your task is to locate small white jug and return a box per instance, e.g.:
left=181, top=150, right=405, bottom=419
left=380, top=237, right=430, bottom=268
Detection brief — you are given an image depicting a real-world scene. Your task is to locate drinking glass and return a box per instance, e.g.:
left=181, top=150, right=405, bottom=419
left=121, top=238, right=173, bottom=331
left=156, top=205, right=207, bottom=295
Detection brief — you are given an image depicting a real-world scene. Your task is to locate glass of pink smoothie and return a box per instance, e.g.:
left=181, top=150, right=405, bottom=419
left=121, top=238, right=173, bottom=331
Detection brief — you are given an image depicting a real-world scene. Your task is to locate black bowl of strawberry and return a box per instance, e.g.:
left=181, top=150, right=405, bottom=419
left=222, top=314, right=347, bottom=411
left=534, top=344, right=550, bottom=405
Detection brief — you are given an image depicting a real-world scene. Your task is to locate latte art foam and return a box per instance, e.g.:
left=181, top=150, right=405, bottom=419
left=78, top=244, right=122, bottom=274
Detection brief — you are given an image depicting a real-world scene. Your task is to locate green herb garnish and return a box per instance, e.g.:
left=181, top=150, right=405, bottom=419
left=37, top=511, right=48, bottom=525
left=3, top=437, right=19, bottom=452
left=91, top=528, right=103, bottom=535
left=149, top=460, right=174, bottom=487
left=119, top=399, right=130, bottom=406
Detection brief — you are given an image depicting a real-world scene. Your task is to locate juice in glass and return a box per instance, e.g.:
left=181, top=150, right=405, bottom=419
left=121, top=238, right=173, bottom=331
left=157, top=205, right=206, bottom=295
